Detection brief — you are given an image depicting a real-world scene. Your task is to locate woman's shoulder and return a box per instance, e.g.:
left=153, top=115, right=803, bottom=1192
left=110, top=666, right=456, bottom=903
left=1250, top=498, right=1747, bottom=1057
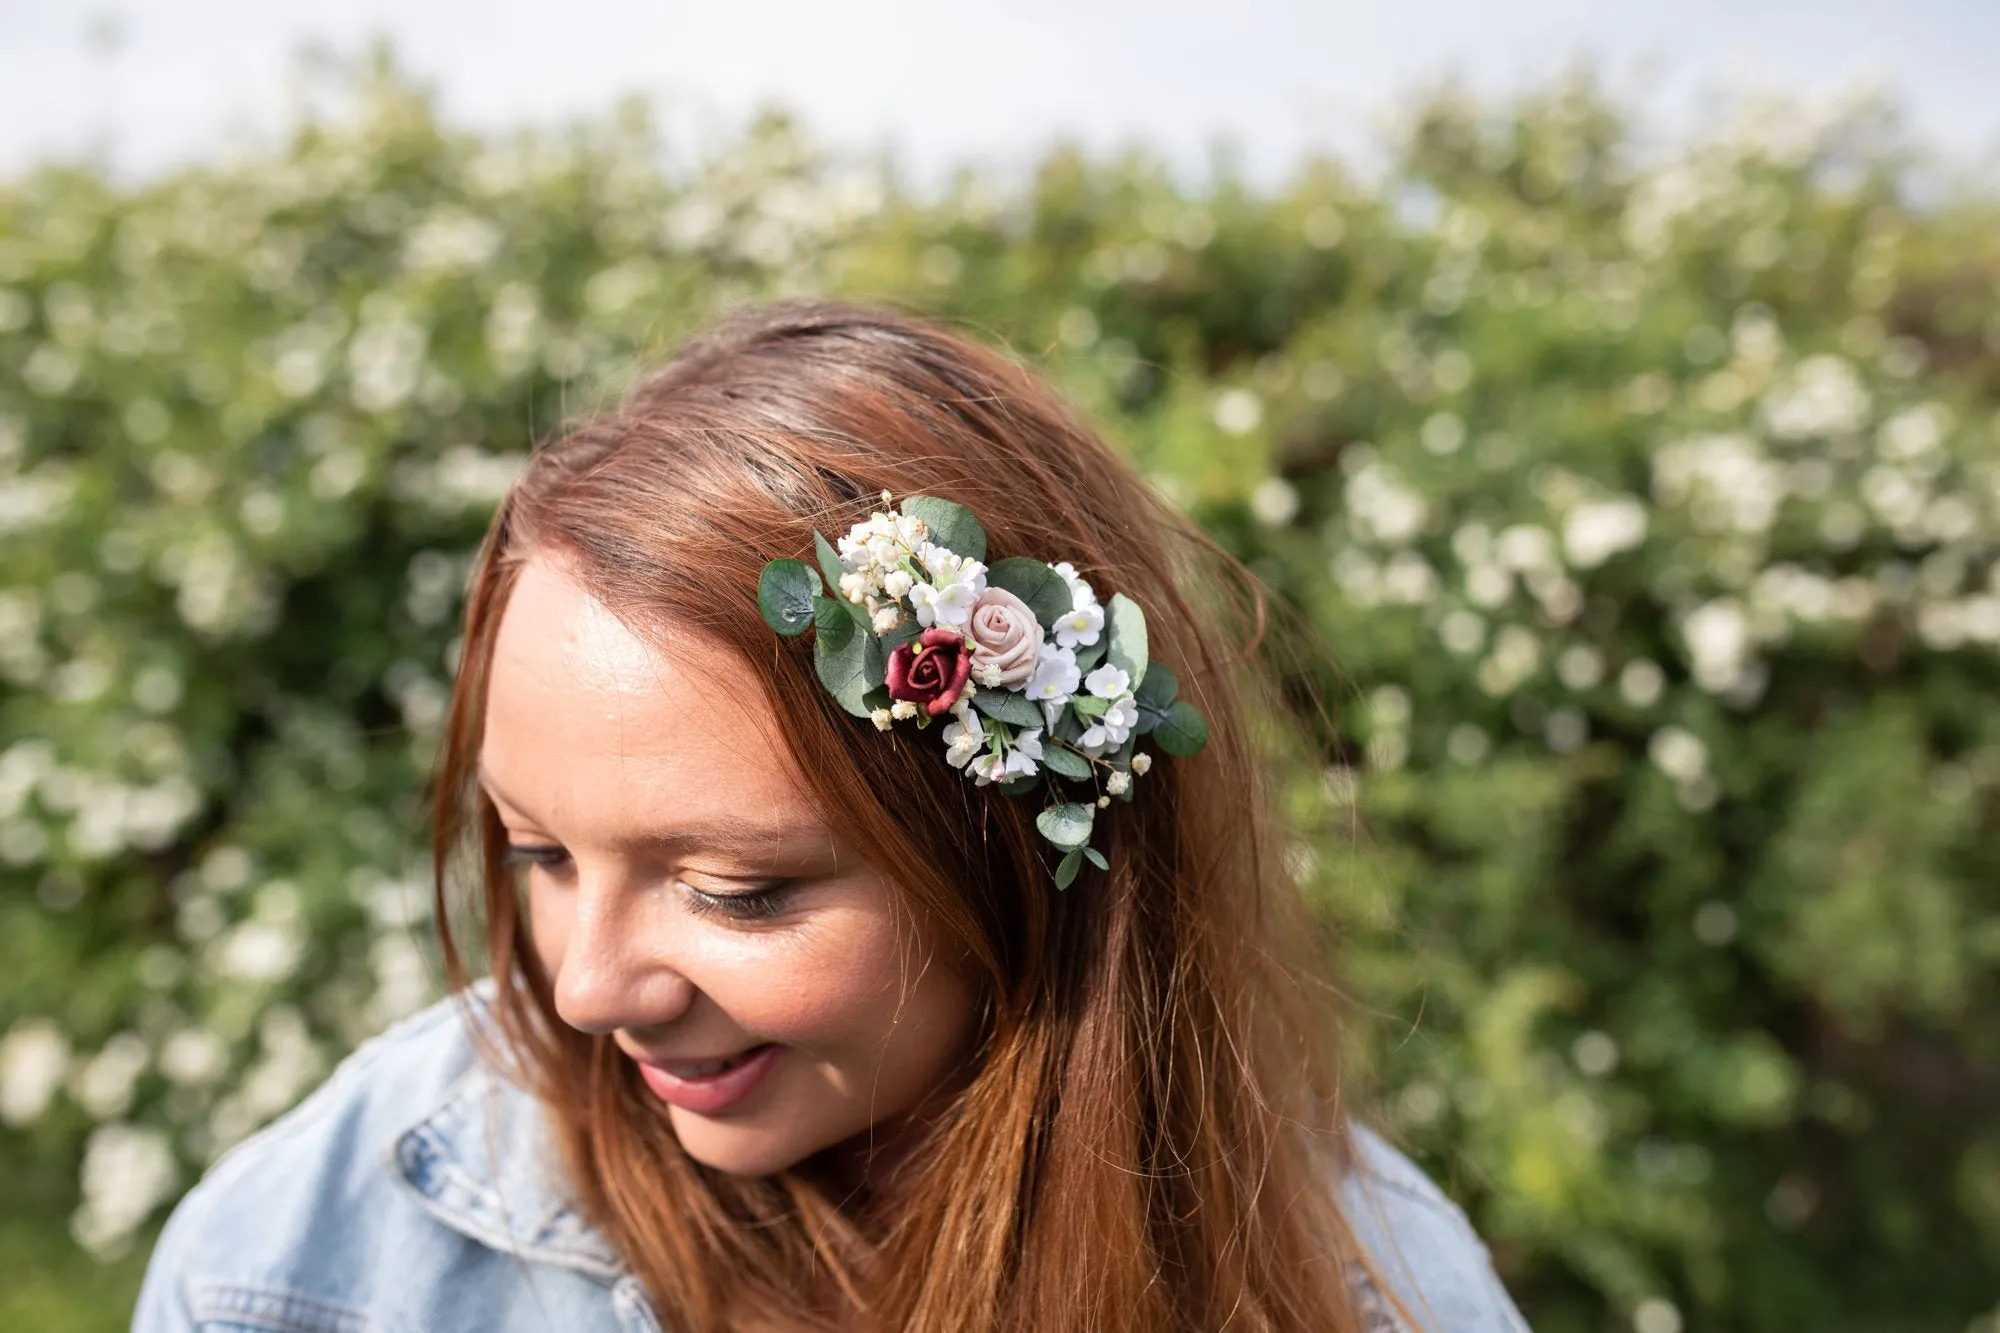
left=1339, top=1124, right=1532, bottom=1333
left=132, top=987, right=640, bottom=1333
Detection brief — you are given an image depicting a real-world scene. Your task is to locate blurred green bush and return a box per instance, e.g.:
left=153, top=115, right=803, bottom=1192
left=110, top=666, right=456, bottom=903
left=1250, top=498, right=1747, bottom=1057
left=2, top=59, right=1997, bottom=1333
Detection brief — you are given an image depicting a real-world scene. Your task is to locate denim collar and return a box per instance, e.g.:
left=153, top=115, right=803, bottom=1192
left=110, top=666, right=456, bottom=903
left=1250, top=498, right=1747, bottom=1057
left=389, top=1045, right=627, bottom=1283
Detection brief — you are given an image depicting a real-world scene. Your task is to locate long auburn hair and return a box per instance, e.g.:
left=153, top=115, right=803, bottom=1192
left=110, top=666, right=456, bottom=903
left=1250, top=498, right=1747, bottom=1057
left=431, top=299, right=1378, bottom=1331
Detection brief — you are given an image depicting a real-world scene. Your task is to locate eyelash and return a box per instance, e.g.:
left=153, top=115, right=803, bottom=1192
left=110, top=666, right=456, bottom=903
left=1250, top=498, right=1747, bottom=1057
left=500, top=844, right=795, bottom=921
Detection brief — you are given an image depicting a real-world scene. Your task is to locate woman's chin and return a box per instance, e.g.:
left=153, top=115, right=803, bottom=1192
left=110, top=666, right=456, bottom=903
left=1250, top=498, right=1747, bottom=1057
left=667, top=1109, right=824, bottom=1178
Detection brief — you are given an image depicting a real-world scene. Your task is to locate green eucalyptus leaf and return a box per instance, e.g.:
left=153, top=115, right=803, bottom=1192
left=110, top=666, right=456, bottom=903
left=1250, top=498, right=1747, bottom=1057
left=997, top=775, right=1040, bottom=797
left=1071, top=694, right=1109, bottom=718
left=1104, top=593, right=1148, bottom=690
left=971, top=688, right=1042, bottom=728
left=863, top=629, right=892, bottom=691
left=1039, top=744, right=1093, bottom=780
left=814, top=530, right=869, bottom=627
left=986, top=557, right=1073, bottom=629
left=1082, top=846, right=1109, bottom=871
left=1071, top=634, right=1109, bottom=675
left=1132, top=662, right=1178, bottom=734
left=757, top=559, right=820, bottom=636
left=812, top=597, right=873, bottom=717
left=1133, top=660, right=1178, bottom=709
left=1152, top=700, right=1209, bottom=756
left=1037, top=802, right=1095, bottom=851
left=903, top=495, right=986, bottom=562
left=1054, top=848, right=1083, bottom=890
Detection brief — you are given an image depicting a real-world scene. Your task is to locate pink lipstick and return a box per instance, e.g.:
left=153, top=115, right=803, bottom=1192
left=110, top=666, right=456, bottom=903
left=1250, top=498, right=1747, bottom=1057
left=635, top=1044, right=780, bottom=1115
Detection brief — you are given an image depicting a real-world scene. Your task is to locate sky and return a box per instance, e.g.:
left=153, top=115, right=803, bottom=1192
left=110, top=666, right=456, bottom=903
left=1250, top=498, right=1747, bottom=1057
left=1, top=1, right=1996, bottom=189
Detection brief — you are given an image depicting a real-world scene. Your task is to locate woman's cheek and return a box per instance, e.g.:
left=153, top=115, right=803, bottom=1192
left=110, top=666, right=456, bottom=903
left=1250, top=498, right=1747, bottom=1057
left=697, top=907, right=912, bottom=1052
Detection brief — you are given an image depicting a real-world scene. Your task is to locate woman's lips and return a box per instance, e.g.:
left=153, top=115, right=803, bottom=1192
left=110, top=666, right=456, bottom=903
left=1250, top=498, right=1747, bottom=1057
left=635, top=1043, right=781, bottom=1115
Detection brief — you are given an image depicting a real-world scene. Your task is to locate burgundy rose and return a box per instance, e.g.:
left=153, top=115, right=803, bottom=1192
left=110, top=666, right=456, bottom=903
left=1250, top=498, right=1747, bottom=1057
left=886, top=628, right=975, bottom=717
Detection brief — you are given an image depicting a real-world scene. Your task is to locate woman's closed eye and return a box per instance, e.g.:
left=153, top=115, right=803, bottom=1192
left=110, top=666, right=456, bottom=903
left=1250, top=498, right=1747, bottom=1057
left=503, top=843, right=796, bottom=922
left=681, top=878, right=797, bottom=922
left=501, top=842, right=569, bottom=871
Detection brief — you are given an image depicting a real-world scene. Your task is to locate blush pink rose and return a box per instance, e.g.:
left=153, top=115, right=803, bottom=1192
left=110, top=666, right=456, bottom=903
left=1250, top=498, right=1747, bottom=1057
left=966, top=587, right=1044, bottom=688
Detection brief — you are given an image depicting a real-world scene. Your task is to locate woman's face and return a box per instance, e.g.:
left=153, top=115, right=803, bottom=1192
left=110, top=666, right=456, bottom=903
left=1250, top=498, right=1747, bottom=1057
left=480, top=557, right=981, bottom=1178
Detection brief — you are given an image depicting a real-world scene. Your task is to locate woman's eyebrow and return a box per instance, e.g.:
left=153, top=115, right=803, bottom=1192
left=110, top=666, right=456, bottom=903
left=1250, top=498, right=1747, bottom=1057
left=626, top=821, right=844, bottom=864
left=478, top=767, right=841, bottom=863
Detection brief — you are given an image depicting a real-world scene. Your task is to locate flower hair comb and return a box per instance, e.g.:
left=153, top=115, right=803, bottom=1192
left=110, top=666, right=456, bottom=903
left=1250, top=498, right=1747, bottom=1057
left=757, top=494, right=1209, bottom=885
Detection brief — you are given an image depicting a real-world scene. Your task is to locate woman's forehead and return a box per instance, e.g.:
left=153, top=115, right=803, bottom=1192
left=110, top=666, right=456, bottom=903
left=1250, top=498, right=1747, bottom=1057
left=481, top=558, right=812, bottom=833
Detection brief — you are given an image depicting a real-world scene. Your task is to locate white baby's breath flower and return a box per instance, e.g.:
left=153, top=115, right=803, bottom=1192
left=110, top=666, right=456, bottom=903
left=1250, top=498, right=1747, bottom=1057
left=1084, top=663, right=1130, bottom=699
left=1025, top=643, right=1081, bottom=704
left=1129, top=752, right=1153, bottom=775
left=882, top=569, right=914, bottom=599
left=890, top=700, right=919, bottom=721
left=872, top=606, right=901, bottom=633
left=1106, top=770, right=1132, bottom=796
left=869, top=708, right=893, bottom=731
left=1097, top=795, right=1111, bottom=808
left=839, top=572, right=867, bottom=603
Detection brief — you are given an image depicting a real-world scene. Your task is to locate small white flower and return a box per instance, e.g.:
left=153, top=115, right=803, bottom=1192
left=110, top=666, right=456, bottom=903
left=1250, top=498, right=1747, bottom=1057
left=890, top=699, right=919, bottom=721
left=1078, top=696, right=1139, bottom=754
left=908, top=547, right=988, bottom=629
left=1104, top=695, right=1137, bottom=733
left=973, top=662, right=1005, bottom=688
left=910, top=579, right=982, bottom=629
left=895, top=513, right=929, bottom=547
left=1052, top=561, right=1097, bottom=610
left=872, top=605, right=901, bottom=633
left=1130, top=752, right=1153, bottom=775
left=839, top=571, right=868, bottom=603
left=1106, top=770, right=1131, bottom=796
left=969, top=750, right=1012, bottom=786
left=868, top=535, right=901, bottom=567
left=882, top=569, right=914, bottom=599
left=1025, top=643, right=1081, bottom=704
left=880, top=489, right=894, bottom=504
left=942, top=708, right=985, bottom=768
left=1054, top=601, right=1104, bottom=649
left=1097, top=795, right=1111, bottom=808
left=1084, top=663, right=1129, bottom=699
left=1013, top=728, right=1044, bottom=762
left=1004, top=747, right=1039, bottom=779
left=869, top=708, right=894, bottom=731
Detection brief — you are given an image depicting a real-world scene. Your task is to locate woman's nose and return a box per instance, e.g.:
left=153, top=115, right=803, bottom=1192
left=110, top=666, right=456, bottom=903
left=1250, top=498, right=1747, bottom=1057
left=550, top=875, right=695, bottom=1037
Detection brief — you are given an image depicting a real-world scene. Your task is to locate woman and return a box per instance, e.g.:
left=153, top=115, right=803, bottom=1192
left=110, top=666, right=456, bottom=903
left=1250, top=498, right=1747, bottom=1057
left=133, top=301, right=1529, bottom=1331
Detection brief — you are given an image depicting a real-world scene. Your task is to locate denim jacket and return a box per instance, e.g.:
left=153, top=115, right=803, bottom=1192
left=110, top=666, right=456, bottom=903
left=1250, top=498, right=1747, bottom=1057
left=133, top=991, right=1530, bottom=1332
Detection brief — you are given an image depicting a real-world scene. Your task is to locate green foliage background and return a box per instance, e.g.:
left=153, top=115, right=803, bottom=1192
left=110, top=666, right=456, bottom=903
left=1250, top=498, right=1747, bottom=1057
left=3, top=61, right=1998, bottom=1332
